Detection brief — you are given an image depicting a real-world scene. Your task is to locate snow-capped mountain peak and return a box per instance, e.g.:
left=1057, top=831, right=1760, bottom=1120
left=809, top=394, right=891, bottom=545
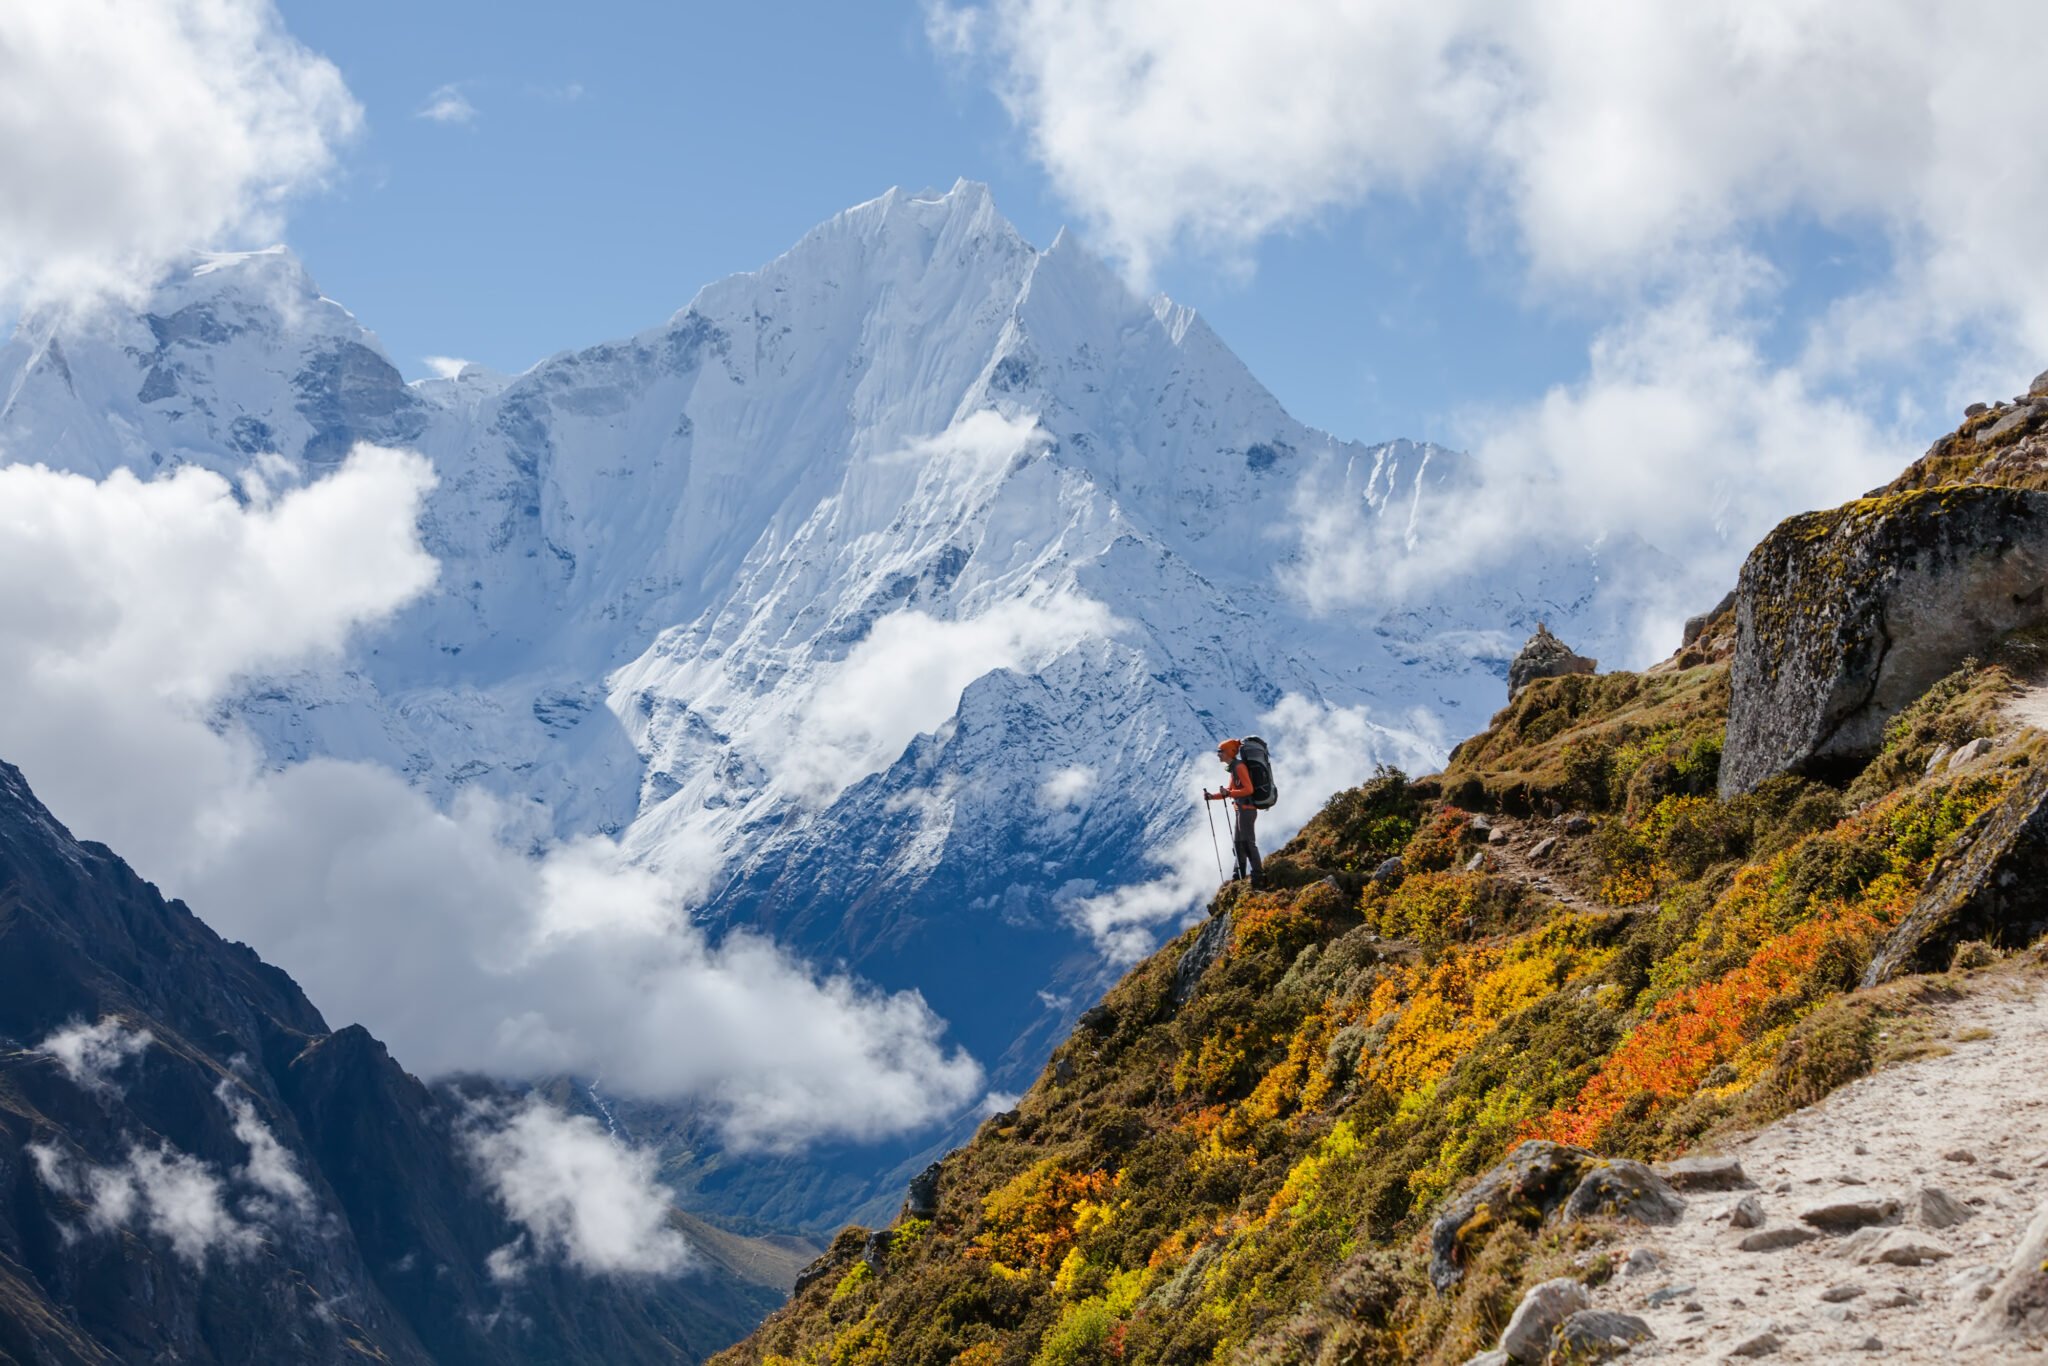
left=0, top=186, right=1633, bottom=1081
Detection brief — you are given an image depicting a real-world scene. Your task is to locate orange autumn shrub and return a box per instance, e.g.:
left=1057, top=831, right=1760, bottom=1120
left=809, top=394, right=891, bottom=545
left=1529, top=900, right=1885, bottom=1147
left=1402, top=806, right=1469, bottom=873
left=1231, top=890, right=1314, bottom=955
left=1535, top=778, right=2003, bottom=1148
left=973, top=1161, right=1121, bottom=1275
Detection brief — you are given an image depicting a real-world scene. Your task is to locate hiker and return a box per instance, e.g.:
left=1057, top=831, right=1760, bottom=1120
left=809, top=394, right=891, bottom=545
left=1205, top=736, right=1276, bottom=885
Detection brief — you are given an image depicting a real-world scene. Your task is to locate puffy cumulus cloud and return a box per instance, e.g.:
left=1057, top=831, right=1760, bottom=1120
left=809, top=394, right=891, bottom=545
left=35, top=1017, right=154, bottom=1094
left=0, top=447, right=439, bottom=704
left=30, top=1139, right=258, bottom=1266
left=464, top=1098, right=691, bottom=1280
left=0, top=449, right=984, bottom=1149
left=0, top=0, right=360, bottom=310
left=940, top=0, right=2048, bottom=306
left=942, top=1, right=2048, bottom=655
left=1068, top=698, right=1444, bottom=960
left=777, top=594, right=1122, bottom=803
left=1288, top=270, right=1908, bottom=653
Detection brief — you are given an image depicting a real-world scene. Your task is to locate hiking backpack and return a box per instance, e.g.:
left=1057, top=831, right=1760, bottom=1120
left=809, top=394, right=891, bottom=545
left=1238, top=736, right=1279, bottom=809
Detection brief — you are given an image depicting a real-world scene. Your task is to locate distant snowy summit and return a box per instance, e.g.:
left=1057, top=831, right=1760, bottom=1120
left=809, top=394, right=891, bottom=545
left=0, top=181, right=1658, bottom=1077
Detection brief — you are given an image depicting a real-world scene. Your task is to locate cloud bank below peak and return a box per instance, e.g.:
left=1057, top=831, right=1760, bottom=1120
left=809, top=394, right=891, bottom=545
left=0, top=447, right=984, bottom=1151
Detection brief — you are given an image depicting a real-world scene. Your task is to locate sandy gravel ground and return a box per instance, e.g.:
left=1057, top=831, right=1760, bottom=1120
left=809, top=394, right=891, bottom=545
left=1584, top=967, right=2048, bottom=1361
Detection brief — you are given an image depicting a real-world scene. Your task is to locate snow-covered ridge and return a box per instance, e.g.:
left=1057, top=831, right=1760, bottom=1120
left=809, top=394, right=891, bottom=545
left=0, top=180, right=1645, bottom=1075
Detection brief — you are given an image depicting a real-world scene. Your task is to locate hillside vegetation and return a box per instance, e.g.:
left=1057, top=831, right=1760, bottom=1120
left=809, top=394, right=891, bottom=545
left=717, top=408, right=2048, bottom=1366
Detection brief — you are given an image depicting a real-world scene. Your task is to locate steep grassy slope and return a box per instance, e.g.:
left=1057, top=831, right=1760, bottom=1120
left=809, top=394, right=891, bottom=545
left=715, top=628, right=2048, bottom=1365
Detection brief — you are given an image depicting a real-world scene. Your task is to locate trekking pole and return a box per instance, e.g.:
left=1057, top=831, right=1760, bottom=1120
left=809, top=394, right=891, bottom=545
left=1204, top=792, right=1226, bottom=881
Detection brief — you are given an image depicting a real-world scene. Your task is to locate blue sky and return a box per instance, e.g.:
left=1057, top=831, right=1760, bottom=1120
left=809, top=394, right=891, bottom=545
left=277, top=1, right=1595, bottom=450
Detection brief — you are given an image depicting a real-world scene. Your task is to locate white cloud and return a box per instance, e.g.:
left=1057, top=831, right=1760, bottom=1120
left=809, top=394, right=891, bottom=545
left=940, top=1, right=2048, bottom=308
left=1038, top=764, right=1095, bottom=811
left=0, top=446, right=438, bottom=703
left=35, top=1017, right=153, bottom=1094
left=942, top=0, right=2048, bottom=652
left=0, top=448, right=985, bottom=1150
left=1066, top=698, right=1444, bottom=960
left=777, top=594, right=1121, bottom=803
left=417, top=83, right=478, bottom=125
left=30, top=1140, right=257, bottom=1266
left=1288, top=269, right=1907, bottom=650
left=216, top=1082, right=317, bottom=1221
left=422, top=355, right=471, bottom=379
left=463, top=1098, right=691, bottom=1279
left=0, top=0, right=359, bottom=310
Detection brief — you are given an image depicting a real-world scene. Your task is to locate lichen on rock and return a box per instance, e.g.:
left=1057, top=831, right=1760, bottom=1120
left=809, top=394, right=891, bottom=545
left=1721, top=486, right=2048, bottom=795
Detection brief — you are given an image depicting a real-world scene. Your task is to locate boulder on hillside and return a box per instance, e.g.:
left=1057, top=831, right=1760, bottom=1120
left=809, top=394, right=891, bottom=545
left=1508, top=624, right=1597, bottom=698
left=1429, top=1141, right=1683, bottom=1292
left=1720, top=486, right=2048, bottom=796
left=1864, top=763, right=2048, bottom=983
left=901, top=1161, right=943, bottom=1220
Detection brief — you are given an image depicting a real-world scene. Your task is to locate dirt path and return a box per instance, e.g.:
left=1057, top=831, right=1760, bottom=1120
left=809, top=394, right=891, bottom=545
left=1469, top=813, right=1642, bottom=916
left=2005, top=684, right=2048, bottom=735
left=1580, top=969, right=2048, bottom=1361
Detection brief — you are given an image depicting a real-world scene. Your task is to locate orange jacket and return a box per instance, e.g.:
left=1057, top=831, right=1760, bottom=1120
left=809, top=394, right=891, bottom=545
left=1212, top=761, right=1254, bottom=806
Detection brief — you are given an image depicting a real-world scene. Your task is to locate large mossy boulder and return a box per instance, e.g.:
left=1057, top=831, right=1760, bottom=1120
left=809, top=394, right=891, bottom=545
left=1721, top=487, right=2048, bottom=796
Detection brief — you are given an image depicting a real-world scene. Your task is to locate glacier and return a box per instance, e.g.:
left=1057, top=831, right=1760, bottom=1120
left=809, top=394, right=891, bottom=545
left=0, top=181, right=1659, bottom=1114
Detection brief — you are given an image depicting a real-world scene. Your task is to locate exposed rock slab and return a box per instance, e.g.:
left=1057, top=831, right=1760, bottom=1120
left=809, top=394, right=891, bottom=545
left=1865, top=763, right=2048, bottom=983
left=1721, top=486, right=2048, bottom=795
left=1171, top=911, right=1231, bottom=1009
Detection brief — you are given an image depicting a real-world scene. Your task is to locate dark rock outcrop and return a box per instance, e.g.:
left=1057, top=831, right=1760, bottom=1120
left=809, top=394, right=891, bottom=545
left=1683, top=591, right=1737, bottom=648
left=1721, top=487, right=2048, bottom=795
left=0, top=761, right=777, bottom=1363
left=1170, top=912, right=1231, bottom=1009
left=1507, top=624, right=1597, bottom=699
left=1864, top=764, right=2048, bottom=983
left=901, top=1162, right=942, bottom=1221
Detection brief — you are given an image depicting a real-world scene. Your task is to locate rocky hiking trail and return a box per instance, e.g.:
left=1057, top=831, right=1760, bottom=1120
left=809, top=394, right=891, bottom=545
left=2004, top=683, right=2048, bottom=735
left=1463, top=809, right=1660, bottom=921
left=1560, top=963, right=2048, bottom=1362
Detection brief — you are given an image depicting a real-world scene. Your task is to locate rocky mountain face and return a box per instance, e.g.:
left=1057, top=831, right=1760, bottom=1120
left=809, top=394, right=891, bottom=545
left=714, top=397, right=2048, bottom=1365
left=0, top=760, right=790, bottom=1364
left=0, top=183, right=1655, bottom=1116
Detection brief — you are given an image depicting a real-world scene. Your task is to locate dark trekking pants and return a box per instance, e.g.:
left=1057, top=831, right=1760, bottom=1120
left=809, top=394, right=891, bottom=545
left=1233, top=804, right=1262, bottom=880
